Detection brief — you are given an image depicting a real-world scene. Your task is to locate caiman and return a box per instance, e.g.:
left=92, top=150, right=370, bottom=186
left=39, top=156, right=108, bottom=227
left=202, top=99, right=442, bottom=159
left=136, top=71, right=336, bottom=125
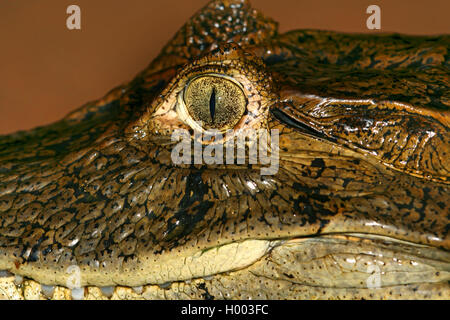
left=0, top=0, right=449, bottom=300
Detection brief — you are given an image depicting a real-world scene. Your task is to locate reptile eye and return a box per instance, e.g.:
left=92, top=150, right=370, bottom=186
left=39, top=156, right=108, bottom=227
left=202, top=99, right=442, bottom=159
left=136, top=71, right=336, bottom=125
left=131, top=44, right=275, bottom=141
left=183, top=75, right=247, bottom=130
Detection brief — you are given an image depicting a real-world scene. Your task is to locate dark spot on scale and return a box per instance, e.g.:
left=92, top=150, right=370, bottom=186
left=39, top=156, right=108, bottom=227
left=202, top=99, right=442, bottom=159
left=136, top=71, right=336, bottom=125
left=310, top=158, right=325, bottom=168
left=264, top=54, right=286, bottom=65
left=342, top=178, right=351, bottom=188
left=162, top=171, right=213, bottom=245
left=383, top=151, right=392, bottom=160
left=297, top=33, right=314, bottom=44
left=42, top=246, right=52, bottom=256
left=198, top=283, right=215, bottom=300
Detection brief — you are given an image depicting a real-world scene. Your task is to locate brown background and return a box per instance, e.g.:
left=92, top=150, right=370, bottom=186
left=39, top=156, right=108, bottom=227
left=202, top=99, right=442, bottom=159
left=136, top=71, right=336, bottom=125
left=0, top=0, right=449, bottom=134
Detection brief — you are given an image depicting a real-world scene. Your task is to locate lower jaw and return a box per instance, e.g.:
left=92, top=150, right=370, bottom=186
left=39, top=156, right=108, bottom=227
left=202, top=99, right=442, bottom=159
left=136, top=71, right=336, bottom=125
left=1, top=234, right=449, bottom=299
left=0, top=271, right=448, bottom=300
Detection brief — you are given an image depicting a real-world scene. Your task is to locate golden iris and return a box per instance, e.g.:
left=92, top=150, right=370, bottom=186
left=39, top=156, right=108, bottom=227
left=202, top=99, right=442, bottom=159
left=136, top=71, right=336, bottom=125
left=183, top=75, right=247, bottom=130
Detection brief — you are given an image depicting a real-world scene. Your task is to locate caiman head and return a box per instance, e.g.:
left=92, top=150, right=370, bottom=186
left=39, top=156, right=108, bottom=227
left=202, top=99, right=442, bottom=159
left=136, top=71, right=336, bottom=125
left=0, top=0, right=449, bottom=300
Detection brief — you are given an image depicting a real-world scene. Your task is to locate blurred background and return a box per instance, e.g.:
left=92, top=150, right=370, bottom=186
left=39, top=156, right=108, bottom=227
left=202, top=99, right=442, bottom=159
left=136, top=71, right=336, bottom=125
left=0, top=0, right=449, bottom=134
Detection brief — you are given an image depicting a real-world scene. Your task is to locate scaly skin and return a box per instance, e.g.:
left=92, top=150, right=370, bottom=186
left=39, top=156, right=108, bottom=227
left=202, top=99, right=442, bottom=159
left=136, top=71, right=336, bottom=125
left=0, top=0, right=449, bottom=299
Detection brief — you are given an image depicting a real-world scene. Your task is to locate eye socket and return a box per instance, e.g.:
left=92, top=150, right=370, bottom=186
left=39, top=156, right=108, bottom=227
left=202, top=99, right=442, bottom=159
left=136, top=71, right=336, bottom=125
left=183, top=75, right=247, bottom=130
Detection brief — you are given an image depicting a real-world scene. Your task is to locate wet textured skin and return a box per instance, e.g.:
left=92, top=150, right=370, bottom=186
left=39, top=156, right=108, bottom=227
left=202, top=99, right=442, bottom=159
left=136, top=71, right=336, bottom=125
left=0, top=0, right=449, bottom=300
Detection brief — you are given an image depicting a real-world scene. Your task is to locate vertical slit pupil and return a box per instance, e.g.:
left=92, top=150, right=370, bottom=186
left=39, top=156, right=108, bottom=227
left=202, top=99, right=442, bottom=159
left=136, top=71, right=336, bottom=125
left=209, top=87, right=216, bottom=122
